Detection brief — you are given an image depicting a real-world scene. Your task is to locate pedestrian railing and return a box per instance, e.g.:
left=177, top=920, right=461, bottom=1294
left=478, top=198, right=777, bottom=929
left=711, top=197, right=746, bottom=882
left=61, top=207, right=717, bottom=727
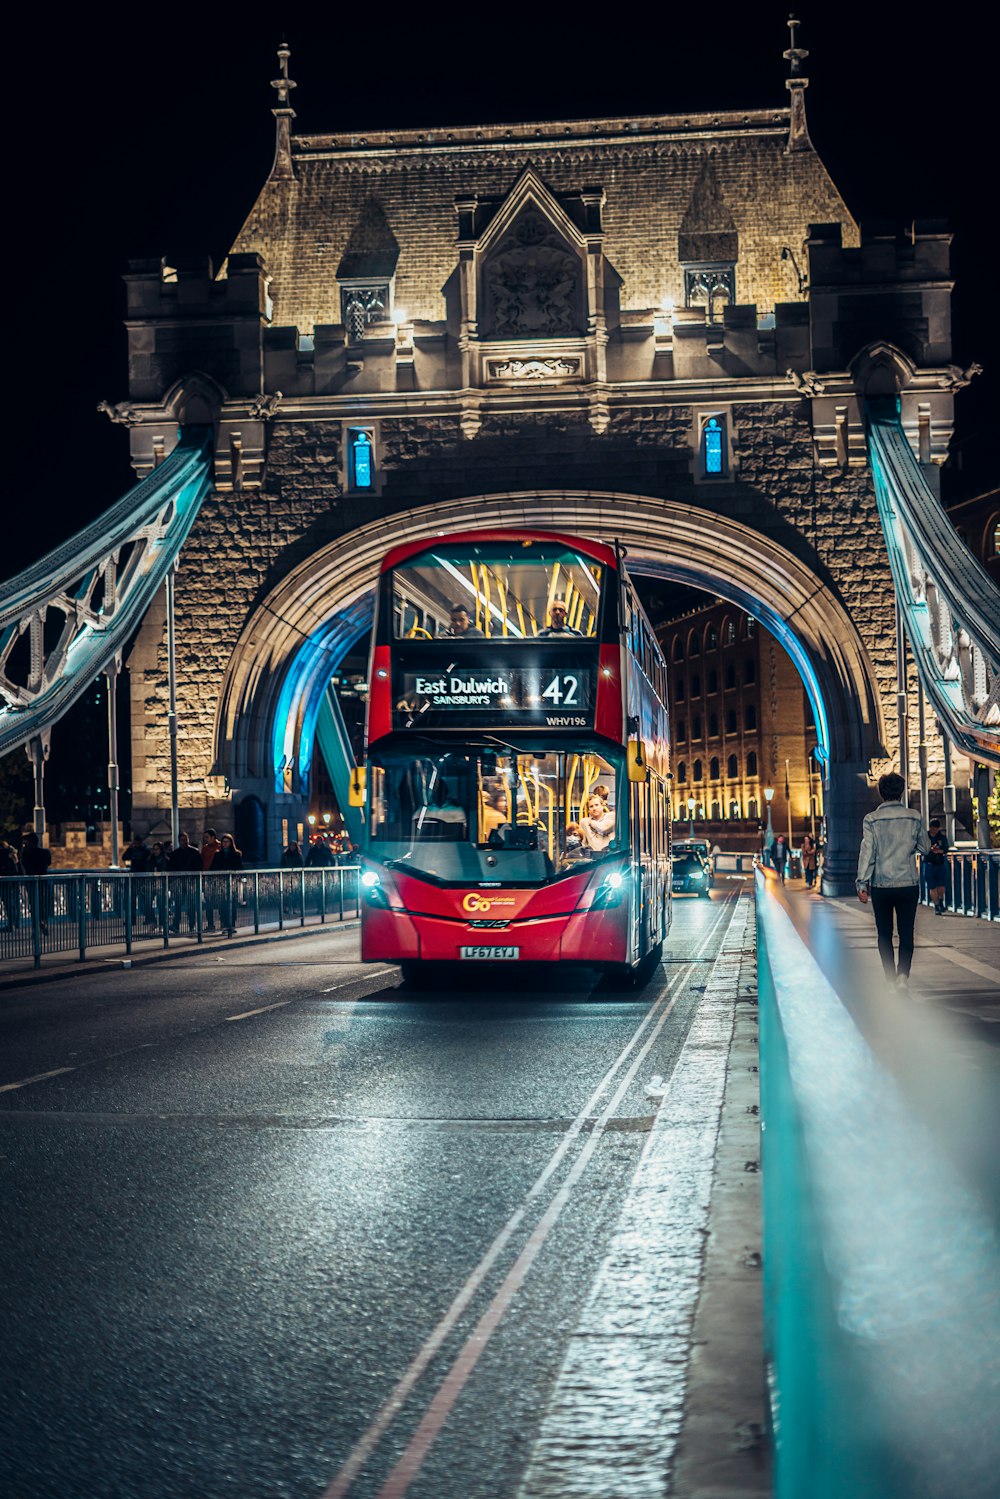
left=755, top=864, right=1000, bottom=1499
left=0, top=866, right=361, bottom=969
left=919, top=849, right=1000, bottom=920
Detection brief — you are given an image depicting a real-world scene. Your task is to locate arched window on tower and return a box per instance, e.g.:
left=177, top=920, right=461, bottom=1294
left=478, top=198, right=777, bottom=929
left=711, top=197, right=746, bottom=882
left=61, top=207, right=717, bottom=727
left=748, top=797, right=758, bottom=820
left=673, top=637, right=685, bottom=661
left=709, top=757, right=720, bottom=780
left=747, top=751, right=758, bottom=776
left=705, top=625, right=718, bottom=651
left=727, top=753, right=738, bottom=778
left=744, top=704, right=757, bottom=730
left=729, top=798, right=741, bottom=820
left=744, top=658, right=756, bottom=684
left=725, top=618, right=737, bottom=645
left=693, top=759, right=703, bottom=782
left=677, top=761, right=687, bottom=784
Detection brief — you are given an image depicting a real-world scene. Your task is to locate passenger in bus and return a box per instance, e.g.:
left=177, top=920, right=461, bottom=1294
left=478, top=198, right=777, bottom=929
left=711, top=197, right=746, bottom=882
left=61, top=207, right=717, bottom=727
left=538, top=598, right=580, bottom=636
left=418, top=779, right=467, bottom=838
left=581, top=793, right=615, bottom=851
left=562, top=822, right=586, bottom=864
left=481, top=785, right=509, bottom=840
left=441, top=604, right=484, bottom=639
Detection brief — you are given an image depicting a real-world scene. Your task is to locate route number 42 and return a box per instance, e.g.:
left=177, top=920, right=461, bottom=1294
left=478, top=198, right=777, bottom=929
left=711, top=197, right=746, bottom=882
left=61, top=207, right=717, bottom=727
left=541, top=673, right=580, bottom=705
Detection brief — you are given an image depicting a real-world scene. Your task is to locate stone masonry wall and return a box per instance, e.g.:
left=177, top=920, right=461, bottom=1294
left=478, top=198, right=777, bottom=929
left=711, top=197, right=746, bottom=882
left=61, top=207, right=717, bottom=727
left=130, top=399, right=920, bottom=827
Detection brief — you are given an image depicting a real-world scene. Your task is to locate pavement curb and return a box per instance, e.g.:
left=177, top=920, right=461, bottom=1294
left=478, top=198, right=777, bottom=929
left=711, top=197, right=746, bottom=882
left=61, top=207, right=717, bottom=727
left=671, top=891, right=770, bottom=1498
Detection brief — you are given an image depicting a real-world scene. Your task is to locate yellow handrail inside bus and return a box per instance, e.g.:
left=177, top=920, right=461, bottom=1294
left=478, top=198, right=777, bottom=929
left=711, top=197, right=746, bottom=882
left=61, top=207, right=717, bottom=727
left=481, top=566, right=493, bottom=637
left=545, top=563, right=561, bottom=627
left=495, top=573, right=508, bottom=636
left=532, top=772, right=555, bottom=860
left=518, top=766, right=536, bottom=824
left=566, top=754, right=580, bottom=823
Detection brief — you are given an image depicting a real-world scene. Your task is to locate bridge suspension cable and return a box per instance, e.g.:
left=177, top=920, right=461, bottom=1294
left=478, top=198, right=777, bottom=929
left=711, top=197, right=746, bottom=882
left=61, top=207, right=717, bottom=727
left=0, top=427, right=213, bottom=759
left=866, top=400, right=1000, bottom=769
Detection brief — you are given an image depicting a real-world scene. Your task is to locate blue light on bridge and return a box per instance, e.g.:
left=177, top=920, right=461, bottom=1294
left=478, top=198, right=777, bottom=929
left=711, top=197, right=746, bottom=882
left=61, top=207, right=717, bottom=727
left=350, top=429, right=374, bottom=490
left=703, top=418, right=723, bottom=475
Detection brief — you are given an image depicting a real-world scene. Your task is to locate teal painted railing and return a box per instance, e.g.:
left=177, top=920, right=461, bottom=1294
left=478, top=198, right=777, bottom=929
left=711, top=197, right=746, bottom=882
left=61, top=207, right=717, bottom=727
left=756, top=866, right=1000, bottom=1499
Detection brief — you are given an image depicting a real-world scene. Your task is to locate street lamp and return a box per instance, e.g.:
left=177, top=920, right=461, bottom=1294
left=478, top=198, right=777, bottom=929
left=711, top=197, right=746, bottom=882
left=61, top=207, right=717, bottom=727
left=687, top=795, right=696, bottom=837
left=763, top=785, right=775, bottom=863
left=322, top=812, right=331, bottom=827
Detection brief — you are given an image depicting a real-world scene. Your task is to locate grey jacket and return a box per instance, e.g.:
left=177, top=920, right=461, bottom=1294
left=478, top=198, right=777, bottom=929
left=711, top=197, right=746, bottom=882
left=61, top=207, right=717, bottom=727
left=856, top=801, right=931, bottom=891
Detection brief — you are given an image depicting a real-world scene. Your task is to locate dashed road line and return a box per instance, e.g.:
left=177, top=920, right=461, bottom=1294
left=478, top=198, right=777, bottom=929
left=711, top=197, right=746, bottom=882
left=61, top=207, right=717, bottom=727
left=0, top=1066, right=76, bottom=1093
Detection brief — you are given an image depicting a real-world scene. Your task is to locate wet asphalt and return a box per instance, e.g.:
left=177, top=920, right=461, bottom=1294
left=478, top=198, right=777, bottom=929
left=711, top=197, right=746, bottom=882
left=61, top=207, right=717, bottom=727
left=0, top=889, right=739, bottom=1499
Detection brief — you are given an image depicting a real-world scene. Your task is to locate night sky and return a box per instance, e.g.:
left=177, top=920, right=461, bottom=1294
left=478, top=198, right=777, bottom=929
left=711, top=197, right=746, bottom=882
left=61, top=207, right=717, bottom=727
left=7, top=9, right=994, bottom=578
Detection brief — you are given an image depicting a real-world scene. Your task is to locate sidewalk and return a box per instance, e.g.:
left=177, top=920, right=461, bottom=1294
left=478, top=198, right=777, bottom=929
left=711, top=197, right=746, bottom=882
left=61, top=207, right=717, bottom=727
left=0, top=914, right=359, bottom=992
left=785, top=884, right=1000, bottom=1024
left=784, top=882, right=999, bottom=1211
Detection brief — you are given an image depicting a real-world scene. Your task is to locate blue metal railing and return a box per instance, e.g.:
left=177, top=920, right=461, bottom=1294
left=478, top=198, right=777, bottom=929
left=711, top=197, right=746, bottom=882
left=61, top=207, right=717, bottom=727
left=0, top=866, right=360, bottom=969
left=919, top=849, right=1000, bottom=920
left=757, top=865, right=1000, bottom=1499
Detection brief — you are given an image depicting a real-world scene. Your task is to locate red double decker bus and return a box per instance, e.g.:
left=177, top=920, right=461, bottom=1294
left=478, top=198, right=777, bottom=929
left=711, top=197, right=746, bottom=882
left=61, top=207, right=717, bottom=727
left=357, top=530, right=672, bottom=981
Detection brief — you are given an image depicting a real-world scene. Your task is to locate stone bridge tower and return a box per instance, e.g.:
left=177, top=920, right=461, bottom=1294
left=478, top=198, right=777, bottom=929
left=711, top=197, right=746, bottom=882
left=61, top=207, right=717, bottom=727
left=120, top=28, right=963, bottom=893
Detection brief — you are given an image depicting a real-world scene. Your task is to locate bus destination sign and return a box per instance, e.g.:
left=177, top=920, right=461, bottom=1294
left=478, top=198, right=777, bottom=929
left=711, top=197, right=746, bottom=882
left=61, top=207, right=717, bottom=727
left=396, top=667, right=594, bottom=727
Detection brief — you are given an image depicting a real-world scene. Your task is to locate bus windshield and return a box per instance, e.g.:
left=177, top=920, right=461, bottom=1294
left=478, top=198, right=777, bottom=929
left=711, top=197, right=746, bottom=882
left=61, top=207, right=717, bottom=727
left=369, top=743, right=624, bottom=884
left=392, top=541, right=603, bottom=642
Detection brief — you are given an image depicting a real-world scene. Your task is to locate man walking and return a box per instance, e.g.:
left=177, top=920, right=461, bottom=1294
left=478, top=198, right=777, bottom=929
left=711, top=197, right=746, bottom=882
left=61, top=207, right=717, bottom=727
left=857, top=772, right=931, bottom=990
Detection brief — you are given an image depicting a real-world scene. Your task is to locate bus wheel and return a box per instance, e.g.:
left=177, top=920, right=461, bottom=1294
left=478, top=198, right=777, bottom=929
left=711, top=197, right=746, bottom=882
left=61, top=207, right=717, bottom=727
left=603, top=943, right=663, bottom=990
left=400, top=961, right=434, bottom=989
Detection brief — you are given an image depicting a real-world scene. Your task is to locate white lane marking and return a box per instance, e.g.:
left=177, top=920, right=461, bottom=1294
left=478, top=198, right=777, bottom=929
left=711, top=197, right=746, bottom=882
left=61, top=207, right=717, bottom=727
left=0, top=1067, right=76, bottom=1093
left=321, top=896, right=736, bottom=1499
left=224, top=1001, right=294, bottom=1022
left=517, top=893, right=755, bottom=1498
left=320, top=969, right=394, bottom=993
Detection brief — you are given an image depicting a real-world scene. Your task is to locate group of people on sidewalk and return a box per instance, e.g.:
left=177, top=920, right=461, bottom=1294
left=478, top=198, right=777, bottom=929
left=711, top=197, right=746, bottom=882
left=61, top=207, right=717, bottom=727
left=760, top=831, right=821, bottom=887
left=121, top=829, right=243, bottom=935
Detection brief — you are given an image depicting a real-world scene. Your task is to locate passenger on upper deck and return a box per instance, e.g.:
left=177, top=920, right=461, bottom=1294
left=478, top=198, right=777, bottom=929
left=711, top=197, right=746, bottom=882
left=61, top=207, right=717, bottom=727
left=441, top=604, right=484, bottom=639
left=538, top=598, right=580, bottom=636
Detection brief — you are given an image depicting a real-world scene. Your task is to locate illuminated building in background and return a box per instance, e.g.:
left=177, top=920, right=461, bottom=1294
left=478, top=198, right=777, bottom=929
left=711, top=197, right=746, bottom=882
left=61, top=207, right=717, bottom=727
left=657, top=601, right=820, bottom=844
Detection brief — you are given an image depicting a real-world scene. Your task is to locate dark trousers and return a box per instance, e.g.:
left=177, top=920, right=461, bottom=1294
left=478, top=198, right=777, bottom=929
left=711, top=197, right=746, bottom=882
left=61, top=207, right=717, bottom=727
left=870, top=886, right=919, bottom=979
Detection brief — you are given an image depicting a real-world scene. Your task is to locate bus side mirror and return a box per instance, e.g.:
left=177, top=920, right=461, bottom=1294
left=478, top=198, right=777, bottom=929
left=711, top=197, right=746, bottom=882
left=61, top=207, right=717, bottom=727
left=627, top=741, right=649, bottom=784
left=348, top=767, right=367, bottom=807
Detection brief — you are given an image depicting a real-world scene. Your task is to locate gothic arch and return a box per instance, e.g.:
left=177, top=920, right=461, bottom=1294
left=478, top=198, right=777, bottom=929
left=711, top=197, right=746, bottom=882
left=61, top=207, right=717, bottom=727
left=215, top=490, right=887, bottom=892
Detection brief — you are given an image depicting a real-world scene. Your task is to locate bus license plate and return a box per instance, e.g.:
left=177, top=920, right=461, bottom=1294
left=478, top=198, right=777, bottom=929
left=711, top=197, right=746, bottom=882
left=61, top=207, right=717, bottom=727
left=459, top=946, right=520, bottom=961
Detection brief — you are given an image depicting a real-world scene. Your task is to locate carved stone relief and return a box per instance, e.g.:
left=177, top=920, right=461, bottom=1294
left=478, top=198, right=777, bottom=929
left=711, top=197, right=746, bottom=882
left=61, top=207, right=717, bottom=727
left=481, top=209, right=582, bottom=339
left=487, top=357, right=580, bottom=380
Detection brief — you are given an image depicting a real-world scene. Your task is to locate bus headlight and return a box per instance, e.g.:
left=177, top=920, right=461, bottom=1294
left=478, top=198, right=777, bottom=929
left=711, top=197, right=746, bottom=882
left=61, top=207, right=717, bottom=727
left=592, top=870, right=626, bottom=910
left=361, top=870, right=390, bottom=908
